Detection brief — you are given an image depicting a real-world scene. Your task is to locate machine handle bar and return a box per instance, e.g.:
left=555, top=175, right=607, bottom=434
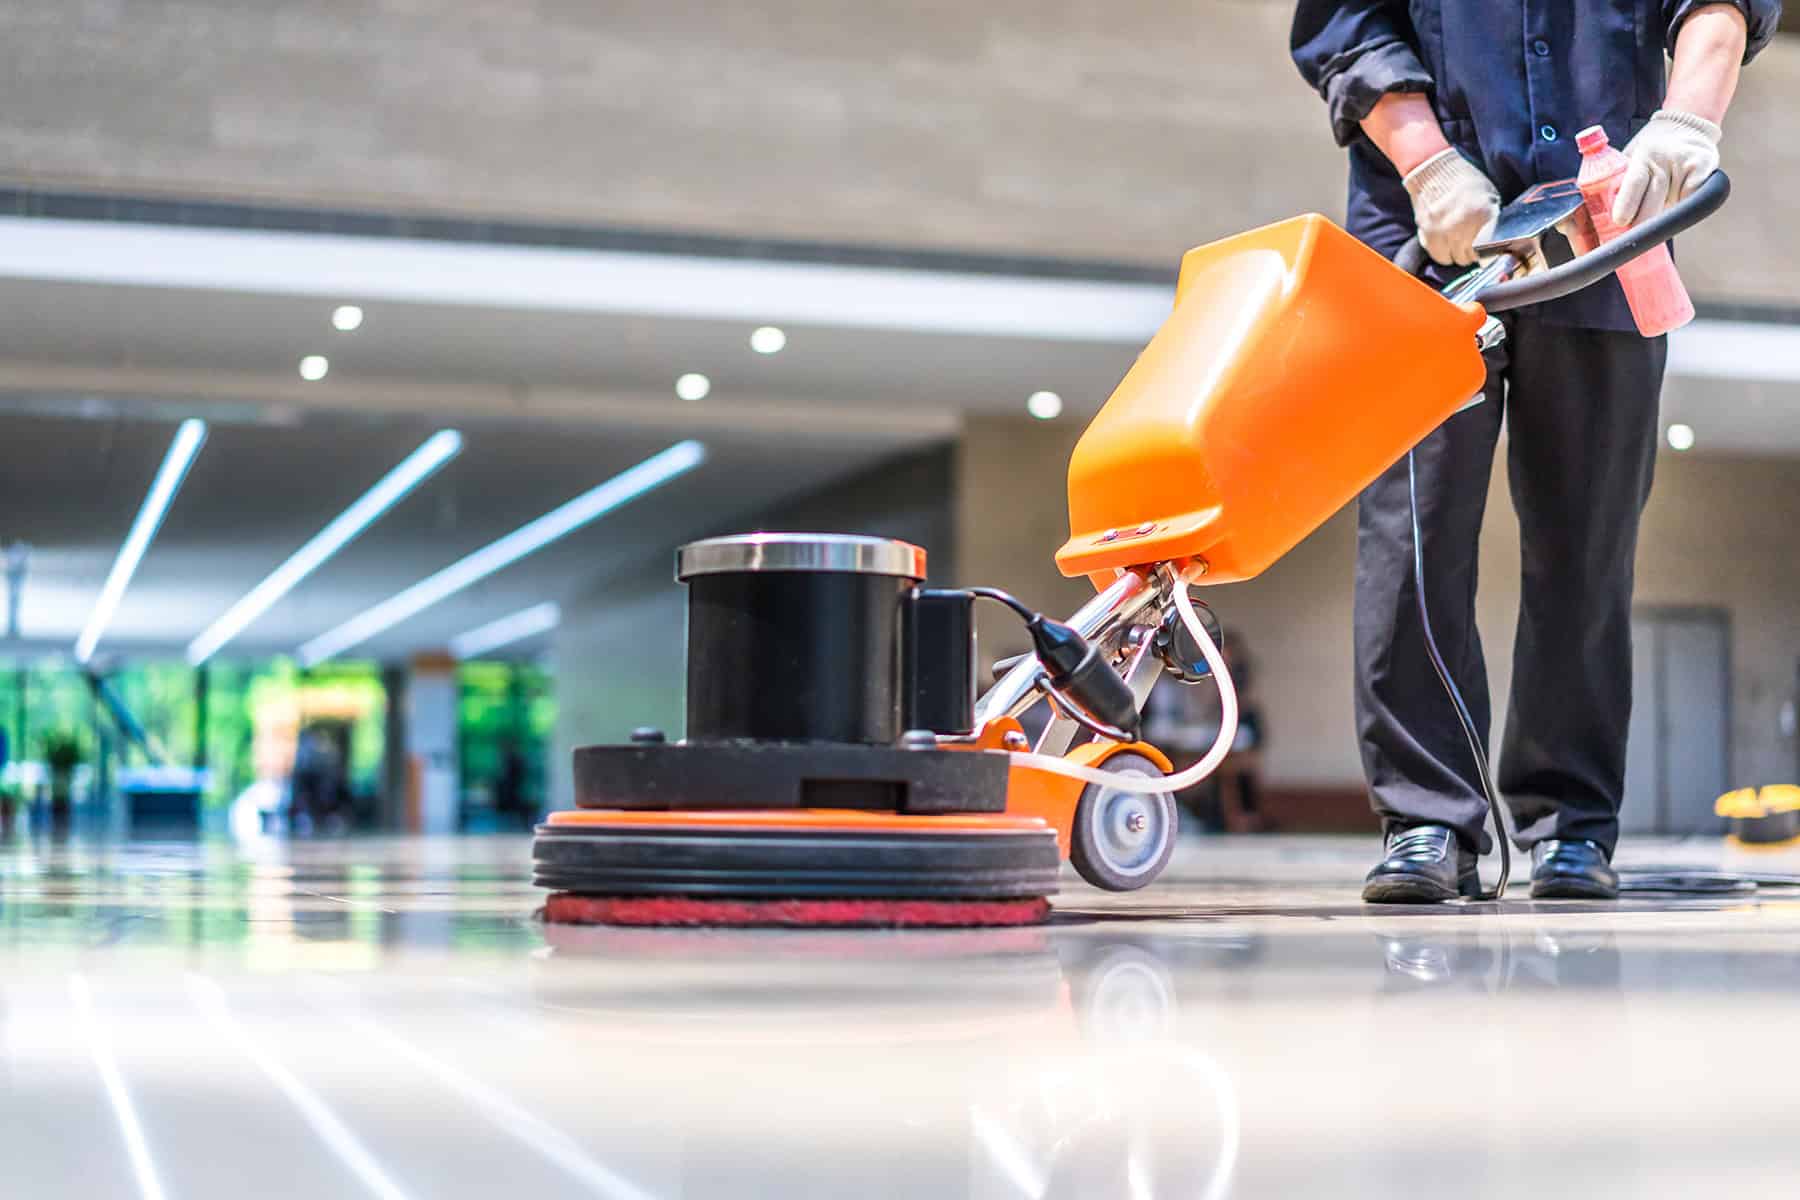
left=1393, top=169, right=1730, bottom=312
left=1393, top=237, right=1433, bottom=278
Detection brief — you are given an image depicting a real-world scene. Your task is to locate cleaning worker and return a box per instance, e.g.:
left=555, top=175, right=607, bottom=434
left=1290, top=1, right=1781, bottom=902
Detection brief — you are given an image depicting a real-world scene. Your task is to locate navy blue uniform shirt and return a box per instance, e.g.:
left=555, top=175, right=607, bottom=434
left=1291, top=1, right=1780, bottom=329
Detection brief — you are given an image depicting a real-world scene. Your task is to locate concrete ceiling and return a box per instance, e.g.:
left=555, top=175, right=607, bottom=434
left=1, top=228, right=1795, bottom=461
left=0, top=276, right=1141, bottom=420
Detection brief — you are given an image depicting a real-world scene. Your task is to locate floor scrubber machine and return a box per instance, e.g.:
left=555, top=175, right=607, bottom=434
left=536, top=172, right=1729, bottom=927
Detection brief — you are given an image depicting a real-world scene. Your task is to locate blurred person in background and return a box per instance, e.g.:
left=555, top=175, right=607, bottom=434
left=1143, top=632, right=1266, bottom=833
left=1215, top=634, right=1266, bottom=834
left=291, top=723, right=348, bottom=834
left=492, top=738, right=535, bottom=831
left=1291, top=1, right=1779, bottom=902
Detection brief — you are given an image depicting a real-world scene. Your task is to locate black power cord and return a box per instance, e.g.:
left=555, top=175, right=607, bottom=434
left=1617, top=868, right=1800, bottom=893
left=1406, top=450, right=1510, bottom=900
left=966, top=586, right=1039, bottom=625
left=968, top=587, right=1142, bottom=737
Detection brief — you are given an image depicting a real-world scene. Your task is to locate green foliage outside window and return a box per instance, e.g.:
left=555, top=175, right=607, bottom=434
left=1, top=655, right=552, bottom=824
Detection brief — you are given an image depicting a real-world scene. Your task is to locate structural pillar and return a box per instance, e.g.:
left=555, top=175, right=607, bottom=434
left=381, top=664, right=408, bottom=831
left=404, top=652, right=459, bottom=834
left=12, top=665, right=25, bottom=773
left=193, top=663, right=209, bottom=771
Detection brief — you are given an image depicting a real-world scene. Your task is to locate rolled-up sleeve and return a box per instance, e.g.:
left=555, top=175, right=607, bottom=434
left=1291, top=1, right=1433, bottom=147
left=1664, top=1, right=1784, bottom=64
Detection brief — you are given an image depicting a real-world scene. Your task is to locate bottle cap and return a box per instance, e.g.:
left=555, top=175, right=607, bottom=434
left=1576, top=125, right=1609, bottom=154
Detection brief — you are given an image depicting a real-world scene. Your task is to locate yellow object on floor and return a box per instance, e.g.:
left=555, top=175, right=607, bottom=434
left=1717, top=784, right=1800, bottom=846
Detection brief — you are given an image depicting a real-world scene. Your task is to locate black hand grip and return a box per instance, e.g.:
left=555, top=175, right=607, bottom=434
left=1476, top=172, right=1728, bottom=314
left=1475, top=170, right=1728, bottom=312
left=1393, top=237, right=1432, bottom=278
left=1388, top=170, right=1729, bottom=309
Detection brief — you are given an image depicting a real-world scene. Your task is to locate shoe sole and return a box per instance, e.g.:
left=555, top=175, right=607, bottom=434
left=1529, top=878, right=1619, bottom=900
left=1362, top=876, right=1459, bottom=904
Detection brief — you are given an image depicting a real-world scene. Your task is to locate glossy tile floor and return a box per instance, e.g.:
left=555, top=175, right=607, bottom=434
left=4, top=830, right=1798, bottom=1198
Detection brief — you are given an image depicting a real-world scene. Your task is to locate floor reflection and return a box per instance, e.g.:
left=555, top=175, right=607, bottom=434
left=1370, top=923, right=1624, bottom=993
left=2, top=833, right=1799, bottom=1197
left=533, top=921, right=1243, bottom=1199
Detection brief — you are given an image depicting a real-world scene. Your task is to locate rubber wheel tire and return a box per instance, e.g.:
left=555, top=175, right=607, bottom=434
left=1069, top=751, right=1177, bottom=892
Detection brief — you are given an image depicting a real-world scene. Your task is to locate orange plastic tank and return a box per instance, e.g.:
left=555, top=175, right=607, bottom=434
left=1056, top=214, right=1488, bottom=584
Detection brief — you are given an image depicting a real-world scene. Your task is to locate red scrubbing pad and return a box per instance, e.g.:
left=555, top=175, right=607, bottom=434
left=543, top=892, right=1051, bottom=929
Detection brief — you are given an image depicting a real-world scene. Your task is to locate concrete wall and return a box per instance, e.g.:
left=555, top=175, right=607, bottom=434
left=4, top=3, right=1796, bottom=302
left=549, top=577, right=688, bottom=810
left=954, top=417, right=1093, bottom=664
left=1631, top=453, right=1800, bottom=789
left=549, top=446, right=956, bottom=807
left=954, top=416, right=1800, bottom=796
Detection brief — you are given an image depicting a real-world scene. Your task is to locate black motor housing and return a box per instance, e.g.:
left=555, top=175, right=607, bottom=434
left=684, top=562, right=909, bottom=744
left=569, top=534, right=993, bottom=816
left=679, top=534, right=974, bottom=744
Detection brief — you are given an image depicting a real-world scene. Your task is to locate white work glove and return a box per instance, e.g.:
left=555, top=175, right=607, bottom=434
left=1613, top=109, right=1721, bottom=227
left=1402, top=147, right=1500, bottom=266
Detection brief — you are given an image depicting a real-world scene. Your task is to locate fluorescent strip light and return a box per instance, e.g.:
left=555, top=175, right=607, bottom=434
left=449, top=602, right=561, bottom=660
left=297, top=440, right=705, bottom=665
left=75, top=418, right=207, bottom=663
left=186, top=430, right=463, bottom=665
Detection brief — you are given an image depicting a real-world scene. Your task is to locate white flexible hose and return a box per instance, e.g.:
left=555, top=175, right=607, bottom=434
left=1005, top=582, right=1239, bottom=794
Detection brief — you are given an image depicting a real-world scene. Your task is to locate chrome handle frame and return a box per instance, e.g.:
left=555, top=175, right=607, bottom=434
left=1442, top=252, right=1520, bottom=305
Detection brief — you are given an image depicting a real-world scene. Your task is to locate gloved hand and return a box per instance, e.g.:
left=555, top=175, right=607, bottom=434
left=1402, top=148, right=1500, bottom=266
left=1613, top=109, right=1721, bottom=227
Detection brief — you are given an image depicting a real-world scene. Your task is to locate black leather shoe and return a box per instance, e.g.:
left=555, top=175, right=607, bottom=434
left=1529, top=839, right=1618, bottom=899
left=1362, top=825, right=1480, bottom=904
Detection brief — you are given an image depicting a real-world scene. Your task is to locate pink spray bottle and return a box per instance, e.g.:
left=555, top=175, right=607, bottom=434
left=1574, top=124, right=1696, bottom=337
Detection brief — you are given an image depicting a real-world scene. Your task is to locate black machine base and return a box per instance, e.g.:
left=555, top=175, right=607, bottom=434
left=572, top=741, right=1010, bottom=814
left=533, top=821, right=1059, bottom=899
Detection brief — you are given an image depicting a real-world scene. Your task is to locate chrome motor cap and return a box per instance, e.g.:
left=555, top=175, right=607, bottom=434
left=676, top=532, right=927, bottom=581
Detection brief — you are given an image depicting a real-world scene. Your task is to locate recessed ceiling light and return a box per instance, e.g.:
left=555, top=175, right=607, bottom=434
left=1027, top=390, right=1063, bottom=420
left=1667, top=423, right=1696, bottom=451
left=299, top=355, right=330, bottom=382
left=750, top=326, right=787, bottom=354
left=331, top=304, right=364, bottom=332
left=675, top=372, right=711, bottom=401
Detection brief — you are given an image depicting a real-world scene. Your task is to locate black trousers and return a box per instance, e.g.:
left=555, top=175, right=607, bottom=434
left=1354, top=314, right=1667, bottom=855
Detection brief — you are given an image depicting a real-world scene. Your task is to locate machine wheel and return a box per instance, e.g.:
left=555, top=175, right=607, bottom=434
left=1069, top=752, right=1177, bottom=891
